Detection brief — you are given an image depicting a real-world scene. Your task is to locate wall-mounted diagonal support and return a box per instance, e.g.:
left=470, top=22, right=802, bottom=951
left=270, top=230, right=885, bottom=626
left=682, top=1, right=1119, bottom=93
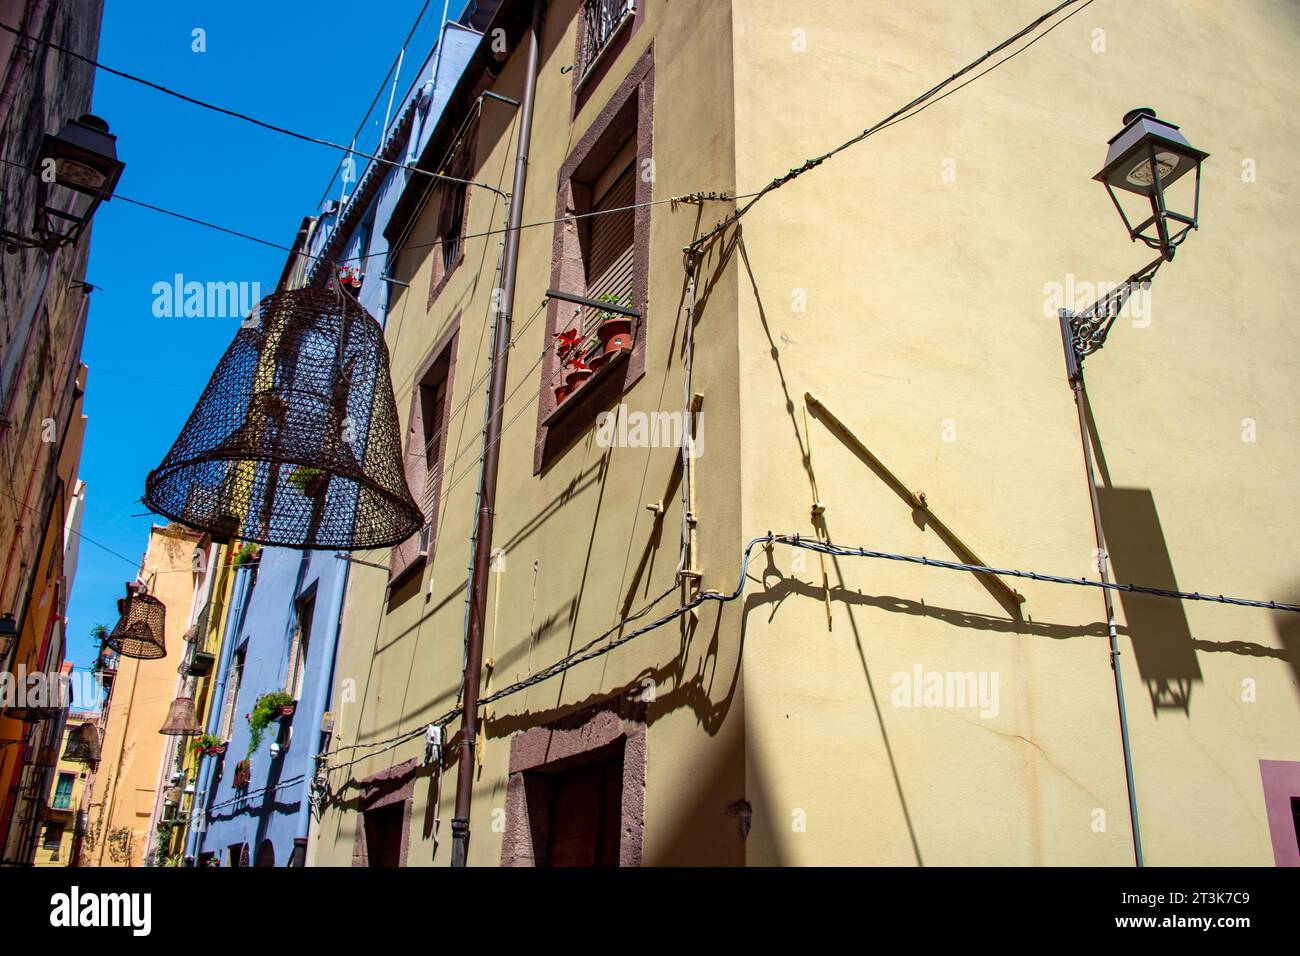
left=803, top=392, right=1025, bottom=611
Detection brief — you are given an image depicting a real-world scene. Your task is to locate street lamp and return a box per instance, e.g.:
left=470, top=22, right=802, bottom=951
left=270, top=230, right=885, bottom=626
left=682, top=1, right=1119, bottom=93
left=2, top=114, right=124, bottom=253
left=1095, top=108, right=1207, bottom=262
left=1056, top=109, right=1208, bottom=870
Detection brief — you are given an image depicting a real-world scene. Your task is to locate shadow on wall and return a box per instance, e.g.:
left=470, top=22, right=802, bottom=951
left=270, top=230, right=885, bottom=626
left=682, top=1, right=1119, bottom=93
left=1096, top=486, right=1202, bottom=716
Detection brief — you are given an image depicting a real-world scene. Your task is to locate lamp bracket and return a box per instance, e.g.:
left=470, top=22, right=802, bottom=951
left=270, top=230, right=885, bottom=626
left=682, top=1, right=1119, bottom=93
left=1064, top=255, right=1164, bottom=365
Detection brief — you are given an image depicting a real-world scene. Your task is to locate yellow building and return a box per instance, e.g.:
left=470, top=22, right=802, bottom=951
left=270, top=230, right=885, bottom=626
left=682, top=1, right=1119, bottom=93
left=33, top=708, right=98, bottom=866
left=309, top=0, right=1300, bottom=866
left=82, top=524, right=204, bottom=867
left=146, top=539, right=239, bottom=865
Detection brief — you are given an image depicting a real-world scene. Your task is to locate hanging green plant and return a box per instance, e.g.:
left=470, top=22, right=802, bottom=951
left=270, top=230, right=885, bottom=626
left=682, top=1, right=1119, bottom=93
left=246, top=691, right=295, bottom=755
left=285, top=465, right=326, bottom=496
left=231, top=542, right=261, bottom=567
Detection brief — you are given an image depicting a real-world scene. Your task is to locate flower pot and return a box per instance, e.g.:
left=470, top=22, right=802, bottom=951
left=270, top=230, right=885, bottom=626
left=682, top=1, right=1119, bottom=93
left=214, top=742, right=227, bottom=755
left=233, top=759, right=251, bottom=788
left=586, top=351, right=606, bottom=374
left=596, top=317, right=633, bottom=357
left=278, top=703, right=296, bottom=718
left=565, top=368, right=593, bottom=394
left=554, top=383, right=571, bottom=405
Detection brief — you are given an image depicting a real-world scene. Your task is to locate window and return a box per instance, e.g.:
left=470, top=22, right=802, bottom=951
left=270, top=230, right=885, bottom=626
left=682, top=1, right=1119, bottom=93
left=351, top=760, right=415, bottom=867
left=424, top=141, right=474, bottom=310
left=537, top=49, right=653, bottom=470
left=227, top=842, right=249, bottom=867
left=363, top=804, right=406, bottom=867
left=390, top=323, right=458, bottom=583
left=219, top=646, right=245, bottom=741
left=286, top=592, right=314, bottom=701
left=43, top=822, right=64, bottom=850
left=577, top=0, right=636, bottom=85
left=52, top=772, right=73, bottom=810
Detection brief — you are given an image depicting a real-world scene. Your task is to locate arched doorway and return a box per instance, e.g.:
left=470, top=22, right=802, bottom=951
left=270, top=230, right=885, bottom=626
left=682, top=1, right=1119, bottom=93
left=255, top=839, right=275, bottom=867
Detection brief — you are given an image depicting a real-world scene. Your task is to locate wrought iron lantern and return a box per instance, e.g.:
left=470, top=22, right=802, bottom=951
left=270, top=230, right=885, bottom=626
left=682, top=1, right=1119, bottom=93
left=62, top=723, right=101, bottom=765
left=160, top=695, right=202, bottom=736
left=2, top=114, right=125, bottom=252
left=1095, top=108, right=1208, bottom=261
left=109, top=590, right=166, bottom=660
left=143, top=283, right=423, bottom=550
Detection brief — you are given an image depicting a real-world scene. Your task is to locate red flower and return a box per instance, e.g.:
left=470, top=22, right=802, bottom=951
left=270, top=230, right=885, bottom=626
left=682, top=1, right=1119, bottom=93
left=554, top=327, right=581, bottom=358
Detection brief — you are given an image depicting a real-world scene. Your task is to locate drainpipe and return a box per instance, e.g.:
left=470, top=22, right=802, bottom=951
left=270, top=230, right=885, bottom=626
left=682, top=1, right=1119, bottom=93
left=450, top=0, right=545, bottom=868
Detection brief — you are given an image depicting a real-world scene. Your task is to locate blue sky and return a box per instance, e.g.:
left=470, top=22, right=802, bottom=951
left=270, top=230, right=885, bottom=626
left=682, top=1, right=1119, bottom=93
left=66, top=1, right=467, bottom=675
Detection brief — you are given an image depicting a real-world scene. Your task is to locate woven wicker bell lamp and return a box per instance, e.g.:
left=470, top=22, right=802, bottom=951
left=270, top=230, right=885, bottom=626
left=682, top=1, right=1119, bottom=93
left=143, top=283, right=422, bottom=550
left=160, top=695, right=202, bottom=736
left=62, top=722, right=102, bottom=764
left=109, top=590, right=166, bottom=660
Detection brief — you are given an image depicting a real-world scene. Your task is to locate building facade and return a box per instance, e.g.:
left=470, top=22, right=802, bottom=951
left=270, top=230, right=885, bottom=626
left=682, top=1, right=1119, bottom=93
left=305, top=0, right=1300, bottom=867
left=33, top=706, right=97, bottom=866
left=0, top=0, right=103, bottom=865
left=82, top=524, right=203, bottom=867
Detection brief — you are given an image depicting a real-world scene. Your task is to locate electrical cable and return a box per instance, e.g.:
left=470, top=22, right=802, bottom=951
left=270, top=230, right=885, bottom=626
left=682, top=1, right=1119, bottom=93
left=317, top=529, right=1300, bottom=776
left=0, top=19, right=500, bottom=198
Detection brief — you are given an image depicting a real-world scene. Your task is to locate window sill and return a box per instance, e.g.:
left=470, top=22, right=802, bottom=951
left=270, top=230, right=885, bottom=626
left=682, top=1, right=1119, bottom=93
left=542, top=347, right=630, bottom=428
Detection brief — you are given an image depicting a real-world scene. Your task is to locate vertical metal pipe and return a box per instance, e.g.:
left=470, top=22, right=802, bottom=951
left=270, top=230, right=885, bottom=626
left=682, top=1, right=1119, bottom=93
left=1060, top=323, right=1144, bottom=867
left=450, top=0, right=546, bottom=868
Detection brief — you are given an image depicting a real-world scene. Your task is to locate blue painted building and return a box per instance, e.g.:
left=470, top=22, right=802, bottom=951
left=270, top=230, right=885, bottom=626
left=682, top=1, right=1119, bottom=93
left=187, top=13, right=486, bottom=867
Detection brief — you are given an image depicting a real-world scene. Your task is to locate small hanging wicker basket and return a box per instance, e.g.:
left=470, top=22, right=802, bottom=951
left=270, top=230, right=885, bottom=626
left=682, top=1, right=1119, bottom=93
left=109, top=592, right=166, bottom=660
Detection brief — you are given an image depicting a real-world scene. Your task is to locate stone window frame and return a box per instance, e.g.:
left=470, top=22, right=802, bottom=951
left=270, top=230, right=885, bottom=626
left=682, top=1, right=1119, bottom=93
left=535, top=47, right=654, bottom=473
left=500, top=696, right=646, bottom=867
left=390, top=317, right=460, bottom=583
left=351, top=758, right=417, bottom=867
left=1259, top=759, right=1300, bottom=866
left=424, top=134, right=478, bottom=312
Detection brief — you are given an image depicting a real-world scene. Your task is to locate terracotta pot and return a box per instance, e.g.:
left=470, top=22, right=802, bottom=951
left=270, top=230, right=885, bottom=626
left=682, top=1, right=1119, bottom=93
left=596, top=317, right=633, bottom=357
left=554, top=383, right=571, bottom=405
left=586, top=351, right=606, bottom=373
left=214, top=743, right=227, bottom=755
left=565, top=368, right=593, bottom=393
left=278, top=703, right=296, bottom=718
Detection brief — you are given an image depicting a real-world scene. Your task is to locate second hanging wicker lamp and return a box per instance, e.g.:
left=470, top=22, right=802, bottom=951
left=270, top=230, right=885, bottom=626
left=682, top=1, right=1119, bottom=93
left=143, top=283, right=423, bottom=550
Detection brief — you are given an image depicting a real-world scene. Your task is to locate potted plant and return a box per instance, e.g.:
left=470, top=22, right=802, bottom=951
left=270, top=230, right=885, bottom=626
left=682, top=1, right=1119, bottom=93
left=286, top=465, right=327, bottom=497
left=246, top=691, right=296, bottom=756
left=191, top=732, right=222, bottom=758
left=233, top=758, right=251, bottom=788
left=338, top=264, right=363, bottom=293
left=594, top=293, right=633, bottom=358
left=230, top=542, right=260, bottom=567
left=564, top=354, right=593, bottom=396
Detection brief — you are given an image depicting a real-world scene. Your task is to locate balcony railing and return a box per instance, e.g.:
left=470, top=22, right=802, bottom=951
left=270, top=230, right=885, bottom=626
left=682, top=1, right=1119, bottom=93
left=578, top=0, right=635, bottom=83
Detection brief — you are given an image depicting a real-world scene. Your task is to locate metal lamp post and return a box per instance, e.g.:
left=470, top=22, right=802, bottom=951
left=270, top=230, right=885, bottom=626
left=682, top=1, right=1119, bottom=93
left=1058, top=109, right=1208, bottom=868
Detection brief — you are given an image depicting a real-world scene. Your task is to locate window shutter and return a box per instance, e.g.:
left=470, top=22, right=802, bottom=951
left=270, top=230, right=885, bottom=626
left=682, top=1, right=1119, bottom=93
left=584, top=166, right=636, bottom=333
